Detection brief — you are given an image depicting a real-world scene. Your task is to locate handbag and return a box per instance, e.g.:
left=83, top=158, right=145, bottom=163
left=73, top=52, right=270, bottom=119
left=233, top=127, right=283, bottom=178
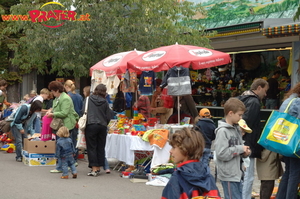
left=78, top=97, right=88, bottom=131
left=76, top=129, right=86, bottom=149
left=50, top=118, right=64, bottom=131
left=258, top=98, right=300, bottom=158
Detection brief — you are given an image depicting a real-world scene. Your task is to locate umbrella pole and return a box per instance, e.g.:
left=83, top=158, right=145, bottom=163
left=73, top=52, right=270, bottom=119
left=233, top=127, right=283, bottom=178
left=177, top=96, right=180, bottom=125
left=177, top=68, right=180, bottom=125
left=135, top=90, right=138, bottom=106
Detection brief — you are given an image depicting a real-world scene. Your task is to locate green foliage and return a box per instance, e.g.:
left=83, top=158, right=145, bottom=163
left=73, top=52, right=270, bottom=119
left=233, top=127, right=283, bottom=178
left=0, top=0, right=23, bottom=85
left=2, top=0, right=210, bottom=78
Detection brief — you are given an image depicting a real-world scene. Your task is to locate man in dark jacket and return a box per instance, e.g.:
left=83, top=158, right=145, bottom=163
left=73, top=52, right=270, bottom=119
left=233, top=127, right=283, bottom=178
left=237, top=78, right=269, bottom=199
left=265, top=70, right=281, bottom=109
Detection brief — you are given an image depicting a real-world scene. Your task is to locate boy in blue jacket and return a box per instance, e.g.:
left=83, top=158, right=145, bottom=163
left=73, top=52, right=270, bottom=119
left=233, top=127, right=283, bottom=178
left=161, top=127, right=220, bottom=199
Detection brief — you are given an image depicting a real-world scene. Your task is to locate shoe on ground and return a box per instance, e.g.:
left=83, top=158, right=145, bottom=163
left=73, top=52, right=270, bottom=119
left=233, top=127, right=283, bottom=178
left=87, top=170, right=100, bottom=177
left=146, top=179, right=167, bottom=187
left=74, top=162, right=78, bottom=167
left=61, top=175, right=68, bottom=179
left=16, top=158, right=22, bottom=162
left=72, top=173, right=77, bottom=179
left=125, top=165, right=135, bottom=172
left=105, top=169, right=111, bottom=174
left=50, top=169, right=63, bottom=173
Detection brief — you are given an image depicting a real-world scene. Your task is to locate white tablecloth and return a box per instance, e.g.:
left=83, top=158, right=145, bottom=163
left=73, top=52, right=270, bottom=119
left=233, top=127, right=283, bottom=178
left=105, top=134, right=171, bottom=168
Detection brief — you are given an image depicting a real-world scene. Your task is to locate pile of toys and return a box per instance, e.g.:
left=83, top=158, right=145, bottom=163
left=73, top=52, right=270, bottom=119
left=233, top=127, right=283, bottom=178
left=108, top=111, right=158, bottom=137
left=0, top=133, right=15, bottom=153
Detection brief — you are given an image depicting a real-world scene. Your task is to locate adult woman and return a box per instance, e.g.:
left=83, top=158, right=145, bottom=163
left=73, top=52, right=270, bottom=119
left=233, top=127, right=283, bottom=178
left=64, top=80, right=83, bottom=117
left=83, top=86, right=90, bottom=98
left=83, top=85, right=111, bottom=174
left=11, top=101, right=42, bottom=162
left=276, top=82, right=300, bottom=199
left=84, top=84, right=112, bottom=176
left=64, top=80, right=83, bottom=163
left=46, top=81, right=79, bottom=173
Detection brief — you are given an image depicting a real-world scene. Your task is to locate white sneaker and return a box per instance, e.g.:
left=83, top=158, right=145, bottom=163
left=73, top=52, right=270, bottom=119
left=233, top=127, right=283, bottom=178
left=155, top=176, right=170, bottom=184
left=146, top=179, right=167, bottom=187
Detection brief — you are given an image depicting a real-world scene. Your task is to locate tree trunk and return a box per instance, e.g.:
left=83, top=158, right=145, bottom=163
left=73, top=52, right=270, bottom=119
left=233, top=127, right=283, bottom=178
left=7, top=50, right=20, bottom=103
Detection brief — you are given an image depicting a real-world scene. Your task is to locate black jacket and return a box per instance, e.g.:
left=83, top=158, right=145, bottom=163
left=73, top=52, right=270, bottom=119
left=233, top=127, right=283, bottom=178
left=83, top=95, right=112, bottom=127
left=237, top=90, right=264, bottom=158
left=195, top=118, right=216, bottom=149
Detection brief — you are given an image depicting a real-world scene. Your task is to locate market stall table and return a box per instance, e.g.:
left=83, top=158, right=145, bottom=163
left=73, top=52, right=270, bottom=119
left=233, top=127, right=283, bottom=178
left=105, top=134, right=171, bottom=169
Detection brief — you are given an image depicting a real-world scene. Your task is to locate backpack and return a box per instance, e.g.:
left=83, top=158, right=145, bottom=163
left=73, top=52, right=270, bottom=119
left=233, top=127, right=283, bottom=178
left=113, top=91, right=125, bottom=113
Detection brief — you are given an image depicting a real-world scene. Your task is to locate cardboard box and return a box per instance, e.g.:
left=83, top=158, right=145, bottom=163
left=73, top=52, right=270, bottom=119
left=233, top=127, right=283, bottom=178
left=23, top=138, right=56, bottom=154
left=22, top=150, right=56, bottom=166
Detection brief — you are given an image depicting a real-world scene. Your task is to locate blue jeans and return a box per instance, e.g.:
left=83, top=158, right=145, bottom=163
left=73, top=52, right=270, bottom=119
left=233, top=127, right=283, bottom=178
left=200, top=148, right=211, bottom=166
left=104, top=157, right=109, bottom=170
left=242, top=157, right=255, bottom=199
left=11, top=125, right=27, bottom=160
left=265, top=99, right=277, bottom=109
left=276, top=156, right=300, bottom=199
left=221, top=180, right=243, bottom=199
left=61, top=154, right=77, bottom=176
left=34, top=116, right=41, bottom=134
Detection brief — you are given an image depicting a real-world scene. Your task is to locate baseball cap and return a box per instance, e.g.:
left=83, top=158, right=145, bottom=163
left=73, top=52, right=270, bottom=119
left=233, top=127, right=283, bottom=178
left=199, top=108, right=211, bottom=118
left=238, top=119, right=252, bottom=133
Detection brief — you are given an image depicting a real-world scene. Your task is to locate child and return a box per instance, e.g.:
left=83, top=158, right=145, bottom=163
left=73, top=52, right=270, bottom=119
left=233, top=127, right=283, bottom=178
left=195, top=108, right=216, bottom=166
left=161, top=127, right=220, bottom=199
left=214, top=98, right=251, bottom=199
left=56, top=126, right=77, bottom=179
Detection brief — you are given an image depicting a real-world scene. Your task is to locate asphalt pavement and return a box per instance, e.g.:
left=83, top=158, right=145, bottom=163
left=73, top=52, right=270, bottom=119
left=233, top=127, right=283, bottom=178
left=1, top=151, right=164, bottom=199
left=1, top=149, right=269, bottom=199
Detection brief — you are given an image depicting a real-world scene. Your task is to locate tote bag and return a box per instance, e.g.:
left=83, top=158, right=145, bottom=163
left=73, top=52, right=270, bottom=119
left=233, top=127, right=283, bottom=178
left=76, top=129, right=86, bottom=149
left=41, top=116, right=53, bottom=141
left=258, top=98, right=300, bottom=158
left=78, top=97, right=88, bottom=131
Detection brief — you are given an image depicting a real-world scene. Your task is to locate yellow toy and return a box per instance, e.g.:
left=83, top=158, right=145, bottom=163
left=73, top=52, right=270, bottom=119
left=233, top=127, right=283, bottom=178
left=1, top=143, right=16, bottom=153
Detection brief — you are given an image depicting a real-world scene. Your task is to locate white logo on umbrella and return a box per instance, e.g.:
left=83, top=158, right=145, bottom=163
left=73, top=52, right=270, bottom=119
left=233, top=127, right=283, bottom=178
left=103, top=55, right=123, bottom=67
left=189, top=49, right=212, bottom=57
left=142, top=51, right=166, bottom=62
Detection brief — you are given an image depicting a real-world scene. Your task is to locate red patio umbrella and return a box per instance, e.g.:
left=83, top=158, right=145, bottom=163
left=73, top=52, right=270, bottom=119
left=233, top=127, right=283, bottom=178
left=90, top=49, right=145, bottom=77
left=127, top=43, right=231, bottom=72
left=128, top=43, right=231, bottom=124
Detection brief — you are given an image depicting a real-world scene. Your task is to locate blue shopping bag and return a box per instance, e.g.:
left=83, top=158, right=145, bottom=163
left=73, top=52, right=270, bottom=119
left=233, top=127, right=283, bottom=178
left=258, top=100, right=300, bottom=158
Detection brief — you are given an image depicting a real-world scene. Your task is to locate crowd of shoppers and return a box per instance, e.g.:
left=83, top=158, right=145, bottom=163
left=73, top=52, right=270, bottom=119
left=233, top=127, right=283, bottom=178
left=1, top=76, right=299, bottom=198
